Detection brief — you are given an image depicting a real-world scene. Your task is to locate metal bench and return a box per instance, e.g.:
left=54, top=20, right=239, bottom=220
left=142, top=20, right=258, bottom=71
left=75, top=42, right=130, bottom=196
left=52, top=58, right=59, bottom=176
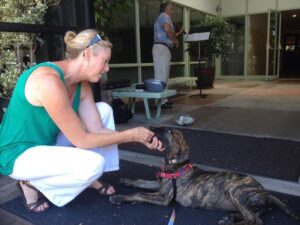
left=111, top=87, right=176, bottom=119
left=167, top=77, right=197, bottom=94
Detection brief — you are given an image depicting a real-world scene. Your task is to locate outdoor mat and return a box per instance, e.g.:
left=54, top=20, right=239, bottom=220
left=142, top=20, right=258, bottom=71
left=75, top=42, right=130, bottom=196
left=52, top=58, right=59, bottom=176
left=119, top=127, right=300, bottom=182
left=1, top=160, right=300, bottom=225
left=161, top=106, right=300, bottom=142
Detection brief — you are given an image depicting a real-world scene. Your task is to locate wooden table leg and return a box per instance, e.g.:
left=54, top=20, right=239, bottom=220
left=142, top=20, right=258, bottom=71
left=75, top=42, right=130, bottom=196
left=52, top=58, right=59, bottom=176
left=130, top=97, right=136, bottom=114
left=143, top=98, right=151, bottom=119
left=156, top=99, right=162, bottom=118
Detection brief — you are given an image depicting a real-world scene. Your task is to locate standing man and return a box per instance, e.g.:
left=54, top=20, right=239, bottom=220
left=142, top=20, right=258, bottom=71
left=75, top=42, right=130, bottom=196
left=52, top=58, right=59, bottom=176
left=152, top=1, right=184, bottom=108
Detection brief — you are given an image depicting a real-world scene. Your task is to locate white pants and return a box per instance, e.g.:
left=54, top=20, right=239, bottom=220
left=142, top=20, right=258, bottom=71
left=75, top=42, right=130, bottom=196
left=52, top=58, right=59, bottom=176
left=152, top=44, right=171, bottom=83
left=10, top=102, right=119, bottom=207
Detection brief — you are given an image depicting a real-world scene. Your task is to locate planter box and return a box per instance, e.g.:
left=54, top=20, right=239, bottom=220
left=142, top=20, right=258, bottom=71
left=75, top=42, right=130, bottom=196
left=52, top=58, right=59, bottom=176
left=194, top=67, right=215, bottom=89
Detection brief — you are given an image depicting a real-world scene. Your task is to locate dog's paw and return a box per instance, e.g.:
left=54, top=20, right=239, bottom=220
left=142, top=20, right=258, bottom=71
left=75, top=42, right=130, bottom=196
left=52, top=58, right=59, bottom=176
left=218, top=216, right=233, bottom=225
left=218, top=219, right=230, bottom=225
left=109, top=195, right=123, bottom=205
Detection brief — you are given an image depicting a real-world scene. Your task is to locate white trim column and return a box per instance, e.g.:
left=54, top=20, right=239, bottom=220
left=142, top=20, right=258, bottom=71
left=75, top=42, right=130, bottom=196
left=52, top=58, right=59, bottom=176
left=183, top=7, right=190, bottom=77
left=134, top=0, right=142, bottom=83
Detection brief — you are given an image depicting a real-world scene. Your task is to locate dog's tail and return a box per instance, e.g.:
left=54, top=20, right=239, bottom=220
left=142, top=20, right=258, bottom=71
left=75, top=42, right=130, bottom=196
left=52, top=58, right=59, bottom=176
left=268, top=194, right=300, bottom=220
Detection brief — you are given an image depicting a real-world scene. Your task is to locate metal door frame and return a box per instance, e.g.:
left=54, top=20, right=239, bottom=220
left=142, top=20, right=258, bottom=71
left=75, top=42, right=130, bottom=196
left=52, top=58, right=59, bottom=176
left=266, top=10, right=281, bottom=81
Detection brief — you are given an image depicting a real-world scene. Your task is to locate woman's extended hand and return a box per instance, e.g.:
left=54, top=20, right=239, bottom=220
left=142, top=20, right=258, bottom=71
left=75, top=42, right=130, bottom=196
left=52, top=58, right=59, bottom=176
left=130, top=127, right=164, bottom=151
left=146, top=136, right=164, bottom=152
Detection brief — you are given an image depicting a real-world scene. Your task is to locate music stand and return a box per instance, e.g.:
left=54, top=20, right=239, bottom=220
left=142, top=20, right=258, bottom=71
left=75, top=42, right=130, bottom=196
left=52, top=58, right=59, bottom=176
left=185, top=26, right=211, bottom=98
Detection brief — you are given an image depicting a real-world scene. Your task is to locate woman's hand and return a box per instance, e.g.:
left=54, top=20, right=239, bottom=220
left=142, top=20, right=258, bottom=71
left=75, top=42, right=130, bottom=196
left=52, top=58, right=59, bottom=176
left=130, top=127, right=164, bottom=151
left=145, top=136, right=164, bottom=152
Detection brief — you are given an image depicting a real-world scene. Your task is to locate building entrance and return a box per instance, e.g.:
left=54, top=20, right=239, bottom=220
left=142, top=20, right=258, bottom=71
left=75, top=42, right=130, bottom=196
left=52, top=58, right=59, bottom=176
left=280, top=9, right=300, bottom=78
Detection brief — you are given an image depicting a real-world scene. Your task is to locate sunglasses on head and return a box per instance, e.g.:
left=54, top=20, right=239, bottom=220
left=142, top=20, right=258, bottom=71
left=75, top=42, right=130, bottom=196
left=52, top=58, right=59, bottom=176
left=87, top=34, right=102, bottom=48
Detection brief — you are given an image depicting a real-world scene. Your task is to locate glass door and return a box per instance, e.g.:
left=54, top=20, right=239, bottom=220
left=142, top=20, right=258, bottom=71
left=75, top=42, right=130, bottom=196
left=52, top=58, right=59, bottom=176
left=247, top=13, right=268, bottom=77
left=266, top=10, right=281, bottom=80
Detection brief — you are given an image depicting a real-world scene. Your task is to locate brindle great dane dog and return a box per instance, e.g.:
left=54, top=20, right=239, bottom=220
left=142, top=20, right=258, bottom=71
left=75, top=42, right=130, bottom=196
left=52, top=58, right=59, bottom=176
left=109, top=127, right=300, bottom=225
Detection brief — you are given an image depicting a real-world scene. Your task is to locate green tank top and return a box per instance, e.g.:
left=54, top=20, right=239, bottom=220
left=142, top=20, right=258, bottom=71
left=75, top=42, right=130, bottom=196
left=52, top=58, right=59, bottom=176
left=0, top=62, right=81, bottom=175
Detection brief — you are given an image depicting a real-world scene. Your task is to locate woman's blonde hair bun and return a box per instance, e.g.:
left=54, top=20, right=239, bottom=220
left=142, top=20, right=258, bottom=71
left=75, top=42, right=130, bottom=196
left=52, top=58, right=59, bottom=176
left=64, top=29, right=112, bottom=59
left=64, top=31, right=77, bottom=44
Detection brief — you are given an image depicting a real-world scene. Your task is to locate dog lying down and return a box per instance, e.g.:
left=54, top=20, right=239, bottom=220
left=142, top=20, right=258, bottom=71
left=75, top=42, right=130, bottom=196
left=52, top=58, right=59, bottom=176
left=109, top=127, right=300, bottom=225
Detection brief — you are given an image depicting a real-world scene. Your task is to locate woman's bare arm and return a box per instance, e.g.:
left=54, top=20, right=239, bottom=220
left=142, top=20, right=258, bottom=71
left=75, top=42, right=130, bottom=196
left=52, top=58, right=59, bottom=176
left=28, top=71, right=160, bottom=150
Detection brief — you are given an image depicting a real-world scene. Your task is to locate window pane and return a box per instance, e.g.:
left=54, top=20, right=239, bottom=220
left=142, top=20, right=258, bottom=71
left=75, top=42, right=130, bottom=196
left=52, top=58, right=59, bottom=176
left=170, top=65, right=184, bottom=78
left=106, top=4, right=136, bottom=64
left=139, top=1, right=183, bottom=63
left=189, top=10, right=210, bottom=62
left=36, top=34, right=64, bottom=62
left=190, top=63, right=200, bottom=76
left=0, top=32, right=38, bottom=66
left=46, top=0, right=95, bottom=28
left=172, top=4, right=184, bottom=62
left=0, top=31, right=64, bottom=63
left=141, top=65, right=184, bottom=80
left=107, top=67, right=138, bottom=84
left=141, top=66, right=155, bottom=81
left=46, top=0, right=77, bottom=27
left=139, top=0, right=160, bottom=63
left=221, top=16, right=245, bottom=76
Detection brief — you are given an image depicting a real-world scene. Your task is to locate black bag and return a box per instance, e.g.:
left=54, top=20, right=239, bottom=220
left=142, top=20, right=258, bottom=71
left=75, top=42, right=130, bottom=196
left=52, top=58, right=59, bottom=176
left=111, top=98, right=133, bottom=124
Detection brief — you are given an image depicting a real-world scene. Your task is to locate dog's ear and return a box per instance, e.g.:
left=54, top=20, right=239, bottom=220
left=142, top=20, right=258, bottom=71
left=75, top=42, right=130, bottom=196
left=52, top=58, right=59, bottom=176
left=173, top=129, right=189, bottom=154
left=149, top=125, right=164, bottom=132
left=149, top=126, right=157, bottom=131
left=178, top=131, right=189, bottom=154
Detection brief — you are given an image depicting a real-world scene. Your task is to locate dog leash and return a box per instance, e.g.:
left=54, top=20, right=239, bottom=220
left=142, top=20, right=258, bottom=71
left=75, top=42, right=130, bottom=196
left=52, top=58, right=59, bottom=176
left=168, top=207, right=176, bottom=225
left=156, top=163, right=193, bottom=225
left=168, top=178, right=177, bottom=225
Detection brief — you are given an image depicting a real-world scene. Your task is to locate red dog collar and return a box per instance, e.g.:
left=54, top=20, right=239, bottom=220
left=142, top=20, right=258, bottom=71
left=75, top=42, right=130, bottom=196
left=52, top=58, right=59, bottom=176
left=156, top=163, right=193, bottom=179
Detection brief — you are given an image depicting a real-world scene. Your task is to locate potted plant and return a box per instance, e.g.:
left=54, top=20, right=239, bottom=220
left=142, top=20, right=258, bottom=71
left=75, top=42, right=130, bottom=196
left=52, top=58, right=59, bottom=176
left=0, top=50, right=22, bottom=119
left=94, top=0, right=133, bottom=35
left=187, top=13, right=235, bottom=88
left=0, top=0, right=56, bottom=121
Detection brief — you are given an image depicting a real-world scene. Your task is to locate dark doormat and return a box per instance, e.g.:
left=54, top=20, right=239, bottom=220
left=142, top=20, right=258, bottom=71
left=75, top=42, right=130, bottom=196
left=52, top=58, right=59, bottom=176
left=1, top=160, right=299, bottom=225
left=119, top=127, right=300, bottom=181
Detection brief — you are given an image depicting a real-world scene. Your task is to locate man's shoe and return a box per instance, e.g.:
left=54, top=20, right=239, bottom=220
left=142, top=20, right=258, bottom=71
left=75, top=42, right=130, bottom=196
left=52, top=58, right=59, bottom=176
left=161, top=102, right=172, bottom=109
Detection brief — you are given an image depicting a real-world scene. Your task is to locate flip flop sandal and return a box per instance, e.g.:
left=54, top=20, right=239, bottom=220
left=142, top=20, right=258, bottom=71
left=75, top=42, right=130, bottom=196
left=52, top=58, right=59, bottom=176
left=16, top=181, right=50, bottom=213
left=95, top=182, right=116, bottom=196
left=25, top=198, right=50, bottom=213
